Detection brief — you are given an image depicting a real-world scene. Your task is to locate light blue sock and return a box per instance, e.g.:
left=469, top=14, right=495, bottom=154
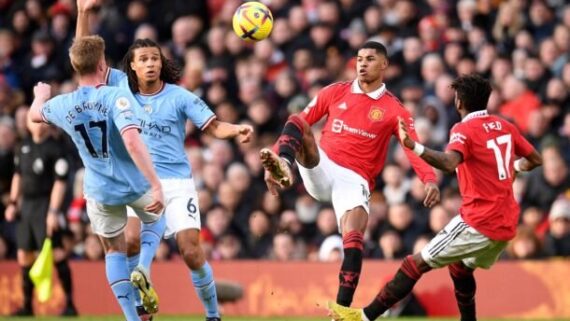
left=139, top=215, right=166, bottom=273
left=105, top=252, right=140, bottom=321
left=127, top=254, right=142, bottom=306
left=191, top=261, right=219, bottom=318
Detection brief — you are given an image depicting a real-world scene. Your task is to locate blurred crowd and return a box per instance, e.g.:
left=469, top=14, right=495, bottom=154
left=1, top=0, right=570, bottom=263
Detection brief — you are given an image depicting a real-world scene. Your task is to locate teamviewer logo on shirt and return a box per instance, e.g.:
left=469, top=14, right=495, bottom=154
left=332, top=119, right=344, bottom=133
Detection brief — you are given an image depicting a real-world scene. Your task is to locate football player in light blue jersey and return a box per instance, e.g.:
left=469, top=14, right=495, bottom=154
left=28, top=36, right=164, bottom=321
left=106, top=65, right=215, bottom=180
left=121, top=40, right=253, bottom=321
left=76, top=2, right=253, bottom=320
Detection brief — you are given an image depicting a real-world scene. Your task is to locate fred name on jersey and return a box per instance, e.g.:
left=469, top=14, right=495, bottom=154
left=482, top=120, right=502, bottom=133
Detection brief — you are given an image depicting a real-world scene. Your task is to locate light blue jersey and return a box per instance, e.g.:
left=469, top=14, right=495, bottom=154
left=107, top=68, right=215, bottom=178
left=41, top=85, right=149, bottom=205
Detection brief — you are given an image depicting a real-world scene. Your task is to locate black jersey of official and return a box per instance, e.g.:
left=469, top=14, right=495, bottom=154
left=15, top=136, right=69, bottom=198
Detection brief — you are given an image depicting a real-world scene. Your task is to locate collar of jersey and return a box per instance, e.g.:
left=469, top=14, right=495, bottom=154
left=462, top=110, right=488, bottom=122
left=351, top=80, right=386, bottom=100
left=139, top=81, right=165, bottom=96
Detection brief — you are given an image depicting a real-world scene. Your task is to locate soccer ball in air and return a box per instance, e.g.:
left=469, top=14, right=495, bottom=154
left=232, top=2, right=273, bottom=42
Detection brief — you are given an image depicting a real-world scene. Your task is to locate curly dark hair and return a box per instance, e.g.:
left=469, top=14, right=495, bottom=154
left=450, top=74, right=492, bottom=113
left=121, top=38, right=181, bottom=93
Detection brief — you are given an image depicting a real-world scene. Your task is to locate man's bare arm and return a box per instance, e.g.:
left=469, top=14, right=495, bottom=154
left=418, top=148, right=463, bottom=173
left=397, top=116, right=463, bottom=173
left=75, top=0, right=99, bottom=38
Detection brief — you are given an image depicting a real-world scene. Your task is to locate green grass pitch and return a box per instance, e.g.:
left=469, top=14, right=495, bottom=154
left=1, top=317, right=570, bottom=321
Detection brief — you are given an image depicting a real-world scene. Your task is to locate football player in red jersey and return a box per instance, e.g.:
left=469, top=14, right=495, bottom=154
left=260, top=41, right=440, bottom=308
left=327, top=74, right=543, bottom=321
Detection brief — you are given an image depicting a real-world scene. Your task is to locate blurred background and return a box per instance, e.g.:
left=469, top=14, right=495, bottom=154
left=0, top=0, right=569, bottom=266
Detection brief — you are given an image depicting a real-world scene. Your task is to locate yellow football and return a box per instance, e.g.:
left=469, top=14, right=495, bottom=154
left=232, top=2, right=273, bottom=42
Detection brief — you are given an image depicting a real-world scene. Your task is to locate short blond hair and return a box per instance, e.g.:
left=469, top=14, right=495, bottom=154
left=69, top=36, right=105, bottom=76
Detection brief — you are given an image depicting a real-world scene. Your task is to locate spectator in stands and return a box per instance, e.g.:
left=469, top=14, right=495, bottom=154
left=83, top=233, right=104, bottom=261
left=440, top=187, right=462, bottom=215
left=278, top=210, right=304, bottom=240
left=505, top=226, right=544, bottom=260
left=524, top=55, right=550, bottom=96
left=499, top=75, right=541, bottom=133
left=214, top=234, right=243, bottom=260
left=0, top=29, right=20, bottom=89
left=204, top=205, right=232, bottom=243
left=526, top=110, right=549, bottom=149
left=522, top=146, right=570, bottom=213
left=544, top=197, right=570, bottom=256
left=428, top=205, right=452, bottom=236
left=492, top=1, right=525, bottom=52
left=312, top=207, right=338, bottom=247
left=382, top=164, right=411, bottom=206
left=271, top=232, right=298, bottom=261
left=246, top=210, right=273, bottom=258
left=386, top=203, right=421, bottom=253
left=405, top=176, right=430, bottom=230
left=318, top=235, right=344, bottom=262
left=521, top=207, right=547, bottom=238
left=528, top=0, right=556, bottom=42
left=372, top=230, right=405, bottom=260
left=19, top=30, right=66, bottom=100
left=421, top=53, right=445, bottom=93
left=168, top=15, right=203, bottom=65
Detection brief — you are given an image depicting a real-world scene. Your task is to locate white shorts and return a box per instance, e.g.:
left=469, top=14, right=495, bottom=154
left=127, top=178, right=200, bottom=238
left=297, top=147, right=370, bottom=230
left=421, top=215, right=508, bottom=269
left=86, top=190, right=161, bottom=238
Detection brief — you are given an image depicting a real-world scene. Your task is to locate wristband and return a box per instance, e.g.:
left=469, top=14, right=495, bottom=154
left=413, top=143, right=425, bottom=156
left=9, top=199, right=17, bottom=206
left=514, top=159, right=524, bottom=172
left=48, top=208, right=59, bottom=214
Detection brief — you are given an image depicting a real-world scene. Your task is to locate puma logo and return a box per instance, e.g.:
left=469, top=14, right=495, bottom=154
left=141, top=241, right=153, bottom=247
left=117, top=293, right=130, bottom=301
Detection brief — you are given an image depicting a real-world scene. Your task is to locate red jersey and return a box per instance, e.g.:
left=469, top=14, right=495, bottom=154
left=446, top=111, right=535, bottom=241
left=301, top=80, right=436, bottom=189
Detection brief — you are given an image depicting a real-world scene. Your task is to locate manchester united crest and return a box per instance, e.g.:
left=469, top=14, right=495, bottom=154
left=368, top=107, right=384, bottom=121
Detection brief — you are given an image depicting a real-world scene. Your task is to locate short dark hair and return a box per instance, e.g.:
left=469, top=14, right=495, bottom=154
left=358, top=41, right=388, bottom=57
left=450, top=74, right=492, bottom=113
left=121, top=38, right=181, bottom=93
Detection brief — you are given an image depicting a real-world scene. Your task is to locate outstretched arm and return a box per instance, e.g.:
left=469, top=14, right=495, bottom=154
left=75, top=0, right=99, bottom=38
left=398, top=117, right=463, bottom=173
left=203, top=119, right=254, bottom=143
left=418, top=147, right=463, bottom=173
